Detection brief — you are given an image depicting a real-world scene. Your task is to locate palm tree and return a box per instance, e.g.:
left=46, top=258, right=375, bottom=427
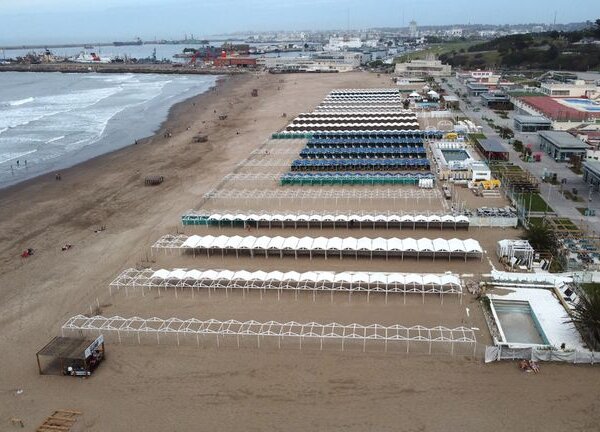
left=569, top=290, right=600, bottom=351
left=522, top=223, right=555, bottom=251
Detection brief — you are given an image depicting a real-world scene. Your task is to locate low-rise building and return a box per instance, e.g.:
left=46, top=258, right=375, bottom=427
left=475, top=138, right=510, bottom=161
left=394, top=58, right=451, bottom=77
left=442, top=95, right=460, bottom=110
left=466, top=82, right=490, bottom=97
left=540, top=81, right=599, bottom=98
left=212, top=57, right=257, bottom=67
left=469, top=161, right=492, bottom=182
left=481, top=93, right=513, bottom=110
left=513, top=115, right=552, bottom=132
left=456, top=70, right=501, bottom=84
left=582, top=160, right=600, bottom=188
left=324, top=37, right=362, bottom=51
left=569, top=125, right=600, bottom=148
left=539, top=130, right=590, bottom=162
left=586, top=149, right=600, bottom=161
left=258, top=52, right=361, bottom=72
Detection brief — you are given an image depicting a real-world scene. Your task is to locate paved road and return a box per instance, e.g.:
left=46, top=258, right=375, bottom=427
left=440, top=76, right=600, bottom=234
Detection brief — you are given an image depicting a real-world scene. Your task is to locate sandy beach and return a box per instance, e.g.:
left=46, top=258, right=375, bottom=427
left=1, top=71, right=599, bottom=432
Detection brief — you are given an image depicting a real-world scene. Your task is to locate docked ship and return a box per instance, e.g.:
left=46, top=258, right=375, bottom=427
left=72, top=51, right=112, bottom=63
left=113, top=38, right=143, bottom=46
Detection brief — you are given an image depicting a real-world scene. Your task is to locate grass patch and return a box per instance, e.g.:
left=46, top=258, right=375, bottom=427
left=468, top=132, right=486, bottom=140
left=527, top=217, right=545, bottom=228
left=394, top=40, right=480, bottom=63
left=553, top=217, right=578, bottom=230
left=517, top=192, right=553, bottom=213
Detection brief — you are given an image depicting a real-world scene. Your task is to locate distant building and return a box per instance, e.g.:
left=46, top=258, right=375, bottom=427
left=394, top=58, right=451, bottom=78
left=257, top=52, right=360, bottom=72
left=324, top=37, right=362, bottom=51
left=409, top=20, right=418, bottom=38
left=212, top=57, right=256, bottom=67
left=456, top=70, right=500, bottom=84
left=539, top=130, right=590, bottom=161
left=513, top=115, right=552, bottom=132
left=466, top=83, right=490, bottom=97
left=445, top=28, right=464, bottom=37
left=540, top=81, right=599, bottom=98
left=481, top=93, right=513, bottom=110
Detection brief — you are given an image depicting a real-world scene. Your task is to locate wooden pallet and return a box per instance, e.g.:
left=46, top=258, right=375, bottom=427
left=36, top=410, right=81, bottom=432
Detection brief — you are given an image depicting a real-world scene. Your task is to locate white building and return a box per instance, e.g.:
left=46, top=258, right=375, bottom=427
left=445, top=28, right=464, bottom=37
left=257, top=52, right=361, bottom=72
left=469, top=161, right=492, bottom=182
left=324, top=37, right=362, bottom=51
left=395, top=58, right=451, bottom=77
left=409, top=20, right=418, bottom=38
left=540, top=80, right=599, bottom=98
left=456, top=70, right=500, bottom=84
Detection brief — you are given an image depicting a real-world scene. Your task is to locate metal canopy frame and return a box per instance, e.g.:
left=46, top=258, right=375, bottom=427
left=109, top=268, right=463, bottom=303
left=62, top=315, right=477, bottom=355
left=202, top=187, right=441, bottom=203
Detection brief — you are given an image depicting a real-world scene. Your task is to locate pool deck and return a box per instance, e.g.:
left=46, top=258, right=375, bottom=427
left=489, top=287, right=586, bottom=350
left=557, top=98, right=600, bottom=113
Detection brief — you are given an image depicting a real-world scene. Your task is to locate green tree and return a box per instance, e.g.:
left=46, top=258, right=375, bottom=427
left=547, top=44, right=560, bottom=61
left=569, top=289, right=600, bottom=350
left=513, top=139, right=524, bottom=153
left=523, top=223, right=555, bottom=251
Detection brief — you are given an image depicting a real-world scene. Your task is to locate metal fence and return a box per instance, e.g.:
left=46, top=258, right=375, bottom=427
left=485, top=345, right=600, bottom=364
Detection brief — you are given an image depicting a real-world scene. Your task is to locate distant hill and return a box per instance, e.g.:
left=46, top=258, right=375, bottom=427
left=438, top=19, right=600, bottom=71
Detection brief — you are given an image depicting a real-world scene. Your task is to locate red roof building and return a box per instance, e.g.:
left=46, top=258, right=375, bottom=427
left=518, top=96, right=600, bottom=122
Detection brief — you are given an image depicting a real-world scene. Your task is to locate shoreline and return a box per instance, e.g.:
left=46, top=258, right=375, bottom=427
left=0, top=74, right=230, bottom=194
left=0, top=63, right=247, bottom=75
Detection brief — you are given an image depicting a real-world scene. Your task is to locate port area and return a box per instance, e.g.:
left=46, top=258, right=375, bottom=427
left=0, top=62, right=246, bottom=75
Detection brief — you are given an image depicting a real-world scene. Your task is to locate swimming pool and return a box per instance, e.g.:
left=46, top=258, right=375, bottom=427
left=561, top=98, right=600, bottom=112
left=441, top=149, right=470, bottom=162
left=491, top=299, right=550, bottom=346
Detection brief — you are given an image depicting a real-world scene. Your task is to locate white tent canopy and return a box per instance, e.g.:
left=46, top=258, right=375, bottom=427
left=152, top=234, right=483, bottom=261
left=110, top=268, right=463, bottom=302
left=183, top=211, right=470, bottom=230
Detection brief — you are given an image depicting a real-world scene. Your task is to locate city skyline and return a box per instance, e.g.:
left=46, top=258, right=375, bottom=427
left=1, top=0, right=599, bottom=45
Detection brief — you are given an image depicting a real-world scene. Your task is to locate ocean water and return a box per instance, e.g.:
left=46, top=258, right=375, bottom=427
left=0, top=72, right=219, bottom=188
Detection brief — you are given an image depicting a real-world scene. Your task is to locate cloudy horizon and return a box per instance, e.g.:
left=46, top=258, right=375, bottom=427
left=1, top=0, right=599, bottom=45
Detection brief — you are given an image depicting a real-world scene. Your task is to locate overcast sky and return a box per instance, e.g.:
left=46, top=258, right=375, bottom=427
left=1, top=0, right=599, bottom=45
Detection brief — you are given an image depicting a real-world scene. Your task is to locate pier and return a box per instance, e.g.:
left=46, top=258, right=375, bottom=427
left=0, top=63, right=248, bottom=75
